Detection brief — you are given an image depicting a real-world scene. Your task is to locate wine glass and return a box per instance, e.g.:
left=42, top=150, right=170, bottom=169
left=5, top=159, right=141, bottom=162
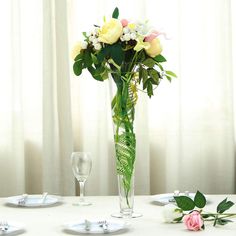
left=71, top=152, right=92, bottom=206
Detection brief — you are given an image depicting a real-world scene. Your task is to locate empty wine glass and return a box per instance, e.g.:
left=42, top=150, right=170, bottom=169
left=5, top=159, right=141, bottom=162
left=71, top=152, right=92, bottom=206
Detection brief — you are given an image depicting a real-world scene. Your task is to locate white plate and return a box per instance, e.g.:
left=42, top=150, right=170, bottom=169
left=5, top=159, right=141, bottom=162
left=6, top=194, right=59, bottom=207
left=0, top=221, right=24, bottom=235
left=151, top=193, right=198, bottom=205
left=63, top=220, right=127, bottom=234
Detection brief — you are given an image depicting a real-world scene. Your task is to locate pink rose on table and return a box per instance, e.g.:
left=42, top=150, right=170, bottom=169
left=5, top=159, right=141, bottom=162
left=183, top=211, right=204, bottom=231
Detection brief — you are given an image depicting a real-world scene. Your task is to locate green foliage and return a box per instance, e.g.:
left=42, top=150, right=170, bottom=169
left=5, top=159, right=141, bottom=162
left=112, top=7, right=119, bottom=19
left=217, top=198, right=234, bottom=214
left=194, top=190, right=206, bottom=208
left=148, top=68, right=159, bottom=85
left=216, top=219, right=233, bottom=226
left=174, top=196, right=195, bottom=211
left=142, top=58, right=156, bottom=68
left=154, top=54, right=167, bottom=62
left=174, top=191, right=207, bottom=211
left=166, top=70, right=177, bottom=78
left=97, top=44, right=124, bottom=66
left=73, top=60, right=83, bottom=76
left=147, top=81, right=153, bottom=98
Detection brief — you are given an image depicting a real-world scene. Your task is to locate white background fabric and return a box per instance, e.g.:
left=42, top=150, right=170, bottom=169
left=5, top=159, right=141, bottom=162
left=0, top=0, right=235, bottom=197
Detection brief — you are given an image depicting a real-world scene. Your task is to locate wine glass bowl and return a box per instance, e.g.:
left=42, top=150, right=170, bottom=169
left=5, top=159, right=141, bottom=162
left=71, top=152, right=92, bottom=206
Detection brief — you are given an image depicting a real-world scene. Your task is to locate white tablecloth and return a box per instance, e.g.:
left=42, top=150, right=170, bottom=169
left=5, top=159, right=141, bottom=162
left=0, top=195, right=236, bottom=235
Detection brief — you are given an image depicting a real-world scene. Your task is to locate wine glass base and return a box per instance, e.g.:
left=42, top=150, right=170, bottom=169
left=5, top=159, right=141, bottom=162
left=73, top=202, right=92, bottom=206
left=111, top=212, right=143, bottom=218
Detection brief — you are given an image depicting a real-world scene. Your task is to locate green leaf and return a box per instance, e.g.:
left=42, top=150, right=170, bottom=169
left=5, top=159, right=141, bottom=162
left=138, top=65, right=143, bottom=84
left=87, top=66, right=103, bottom=81
left=97, top=46, right=110, bottom=63
left=73, top=60, right=83, bottom=76
left=217, top=198, right=234, bottom=213
left=166, top=70, right=177, bottom=78
left=84, top=51, right=93, bottom=67
left=110, top=44, right=124, bottom=65
left=157, top=63, right=164, bottom=71
left=82, top=32, right=87, bottom=38
left=194, top=191, right=206, bottom=209
left=166, top=75, right=172, bottom=82
left=147, top=81, right=153, bottom=98
left=174, top=196, right=195, bottom=211
left=154, top=54, right=167, bottom=62
left=91, top=54, right=98, bottom=64
left=142, top=69, right=148, bottom=84
left=142, top=58, right=156, bottom=68
left=137, top=50, right=146, bottom=63
left=217, top=219, right=233, bottom=225
left=97, top=44, right=124, bottom=65
left=74, top=53, right=83, bottom=61
left=112, top=7, right=119, bottom=19
left=202, top=213, right=215, bottom=219
left=148, top=69, right=159, bottom=85
left=217, top=198, right=227, bottom=213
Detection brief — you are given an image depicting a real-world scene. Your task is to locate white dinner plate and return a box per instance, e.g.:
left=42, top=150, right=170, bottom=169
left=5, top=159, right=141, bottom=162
left=151, top=193, right=208, bottom=205
left=6, top=194, right=59, bottom=207
left=63, top=220, right=127, bottom=234
left=0, top=221, right=24, bottom=235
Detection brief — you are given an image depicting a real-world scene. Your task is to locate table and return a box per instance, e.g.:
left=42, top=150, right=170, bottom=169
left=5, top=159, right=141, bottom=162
left=0, top=195, right=236, bottom=235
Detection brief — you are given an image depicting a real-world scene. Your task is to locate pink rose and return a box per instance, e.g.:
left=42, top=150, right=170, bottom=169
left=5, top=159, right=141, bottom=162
left=144, top=30, right=160, bottom=42
left=183, top=211, right=204, bottom=231
left=145, top=30, right=169, bottom=42
left=121, top=19, right=129, bottom=27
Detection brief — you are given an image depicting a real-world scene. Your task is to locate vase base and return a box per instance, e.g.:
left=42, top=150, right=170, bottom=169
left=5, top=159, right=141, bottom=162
left=111, top=212, right=143, bottom=218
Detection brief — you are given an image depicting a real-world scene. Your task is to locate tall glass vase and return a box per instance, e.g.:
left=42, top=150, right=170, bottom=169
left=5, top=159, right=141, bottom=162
left=110, top=75, right=141, bottom=218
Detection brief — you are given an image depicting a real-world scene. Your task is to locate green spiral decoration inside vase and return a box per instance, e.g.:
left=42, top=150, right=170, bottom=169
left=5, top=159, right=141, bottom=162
left=115, top=131, right=136, bottom=207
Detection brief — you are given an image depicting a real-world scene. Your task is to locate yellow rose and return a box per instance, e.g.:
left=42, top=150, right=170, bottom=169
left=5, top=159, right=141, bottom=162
left=145, top=38, right=162, bottom=57
left=71, top=41, right=82, bottom=59
left=98, top=19, right=123, bottom=44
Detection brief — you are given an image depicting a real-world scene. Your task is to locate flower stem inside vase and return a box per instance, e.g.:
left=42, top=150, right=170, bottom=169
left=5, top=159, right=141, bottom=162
left=111, top=77, right=141, bottom=218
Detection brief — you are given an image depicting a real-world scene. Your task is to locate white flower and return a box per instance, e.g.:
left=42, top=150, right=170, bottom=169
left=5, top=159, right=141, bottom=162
left=123, top=27, right=130, bottom=34
left=81, top=41, right=88, bottom=49
left=87, top=30, right=93, bottom=36
left=92, top=38, right=99, bottom=45
left=120, top=35, right=125, bottom=41
left=94, top=43, right=102, bottom=50
left=162, top=204, right=182, bottom=223
left=89, top=35, right=95, bottom=42
left=94, top=27, right=99, bottom=34
left=130, top=32, right=137, bottom=40
left=123, top=33, right=131, bottom=41
left=136, top=22, right=151, bottom=36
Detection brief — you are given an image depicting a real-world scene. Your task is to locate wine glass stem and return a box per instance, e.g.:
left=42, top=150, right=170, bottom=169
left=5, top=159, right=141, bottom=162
left=79, top=181, right=85, bottom=202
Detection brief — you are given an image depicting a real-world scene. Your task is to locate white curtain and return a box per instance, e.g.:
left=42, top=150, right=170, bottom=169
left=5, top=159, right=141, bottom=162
left=0, top=0, right=74, bottom=197
left=0, top=0, right=235, bottom=197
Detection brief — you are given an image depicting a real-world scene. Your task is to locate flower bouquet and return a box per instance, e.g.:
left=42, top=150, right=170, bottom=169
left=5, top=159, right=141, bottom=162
left=72, top=7, right=176, bottom=217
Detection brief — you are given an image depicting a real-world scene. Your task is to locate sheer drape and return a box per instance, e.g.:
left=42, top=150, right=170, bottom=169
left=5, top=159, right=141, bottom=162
left=0, top=0, right=74, bottom=197
left=0, top=0, right=235, bottom=197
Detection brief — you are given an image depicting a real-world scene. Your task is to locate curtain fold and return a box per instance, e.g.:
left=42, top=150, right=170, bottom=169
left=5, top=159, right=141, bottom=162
left=43, top=0, right=74, bottom=195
